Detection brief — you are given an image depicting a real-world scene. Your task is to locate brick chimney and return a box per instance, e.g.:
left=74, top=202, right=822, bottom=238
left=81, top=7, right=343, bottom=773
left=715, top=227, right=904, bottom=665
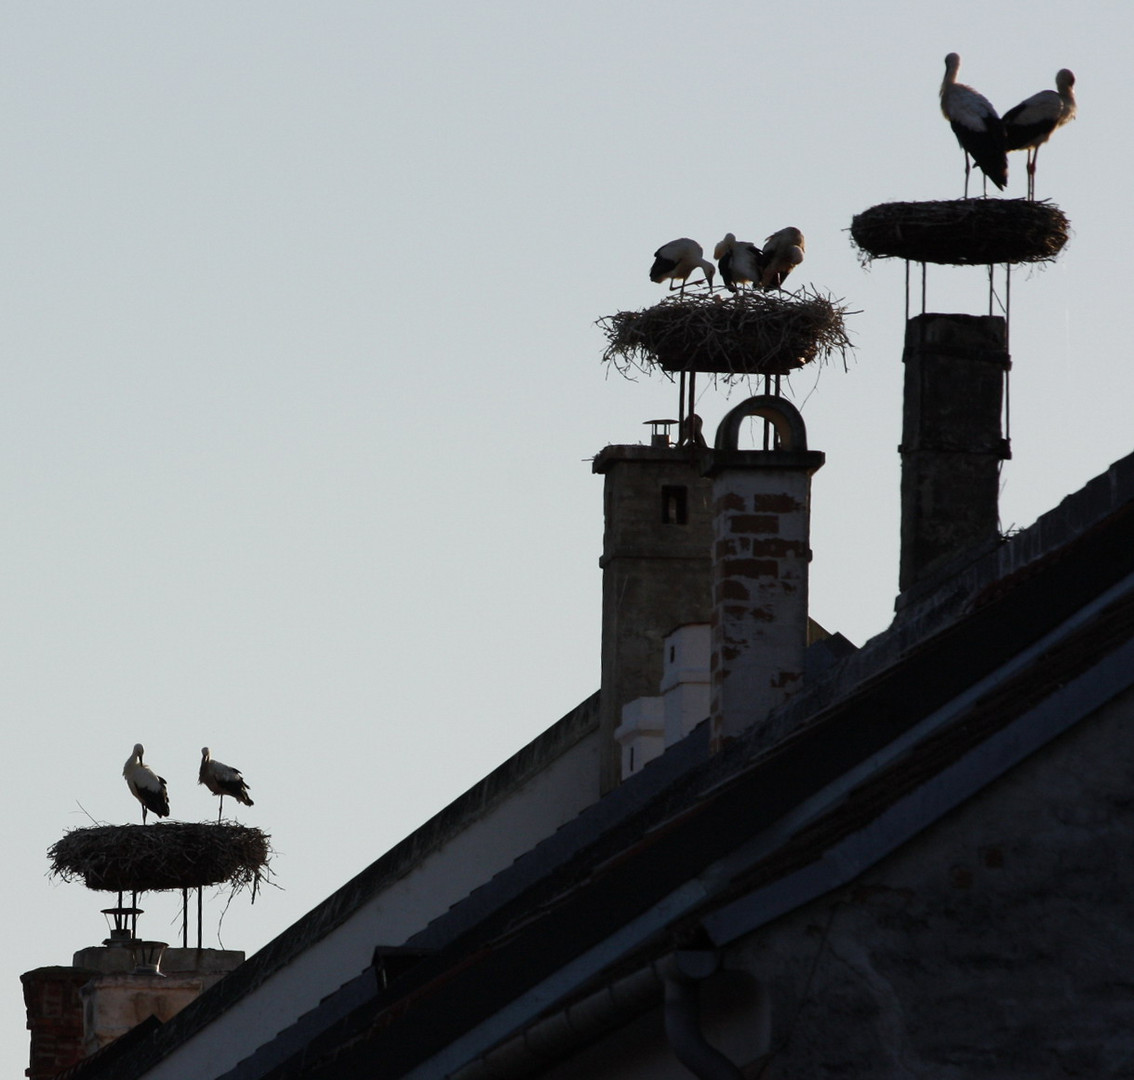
left=899, top=313, right=1011, bottom=593
left=704, top=396, right=824, bottom=742
left=22, top=966, right=97, bottom=1079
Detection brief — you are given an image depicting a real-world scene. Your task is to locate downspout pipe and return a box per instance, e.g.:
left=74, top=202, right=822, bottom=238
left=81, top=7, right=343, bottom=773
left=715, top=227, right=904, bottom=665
left=661, top=951, right=745, bottom=1080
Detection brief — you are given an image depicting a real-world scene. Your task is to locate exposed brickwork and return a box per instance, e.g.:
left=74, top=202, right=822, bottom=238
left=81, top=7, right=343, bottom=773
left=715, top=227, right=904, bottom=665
left=714, top=538, right=740, bottom=559
left=728, top=514, right=780, bottom=534
left=752, top=493, right=802, bottom=512
left=717, top=579, right=750, bottom=602
left=709, top=443, right=823, bottom=741
left=714, top=491, right=746, bottom=513
left=721, top=558, right=780, bottom=580
left=21, top=967, right=96, bottom=1080
left=751, top=538, right=808, bottom=558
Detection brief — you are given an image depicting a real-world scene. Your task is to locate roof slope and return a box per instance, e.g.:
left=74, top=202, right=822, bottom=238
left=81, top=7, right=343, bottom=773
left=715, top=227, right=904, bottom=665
left=258, top=459, right=1134, bottom=1079
left=80, top=451, right=1134, bottom=1080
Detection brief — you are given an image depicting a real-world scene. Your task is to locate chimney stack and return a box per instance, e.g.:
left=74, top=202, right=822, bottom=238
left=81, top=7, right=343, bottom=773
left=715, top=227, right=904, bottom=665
left=705, top=397, right=824, bottom=742
left=23, top=944, right=246, bottom=1076
left=899, top=313, right=1011, bottom=593
left=593, top=441, right=714, bottom=791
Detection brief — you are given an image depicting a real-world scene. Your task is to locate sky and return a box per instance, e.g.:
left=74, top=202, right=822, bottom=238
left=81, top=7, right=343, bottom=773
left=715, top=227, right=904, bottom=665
left=1, top=2, right=1129, bottom=1072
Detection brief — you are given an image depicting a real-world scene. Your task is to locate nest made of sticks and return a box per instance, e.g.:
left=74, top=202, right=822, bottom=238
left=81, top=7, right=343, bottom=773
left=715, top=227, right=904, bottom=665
left=48, top=822, right=272, bottom=895
left=850, top=199, right=1069, bottom=266
left=598, top=288, right=853, bottom=379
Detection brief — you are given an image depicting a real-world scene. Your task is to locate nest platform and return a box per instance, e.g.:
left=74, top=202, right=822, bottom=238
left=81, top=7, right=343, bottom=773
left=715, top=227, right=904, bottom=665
left=48, top=822, right=271, bottom=894
left=598, top=289, right=852, bottom=379
left=851, top=199, right=1069, bottom=266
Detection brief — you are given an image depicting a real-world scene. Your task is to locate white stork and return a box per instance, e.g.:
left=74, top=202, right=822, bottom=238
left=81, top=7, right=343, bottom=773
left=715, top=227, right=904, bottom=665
left=123, top=743, right=170, bottom=824
left=649, top=238, right=715, bottom=294
left=713, top=233, right=765, bottom=292
left=199, top=747, right=254, bottom=821
left=940, top=53, right=1008, bottom=196
left=759, top=227, right=805, bottom=291
left=1003, top=69, right=1076, bottom=200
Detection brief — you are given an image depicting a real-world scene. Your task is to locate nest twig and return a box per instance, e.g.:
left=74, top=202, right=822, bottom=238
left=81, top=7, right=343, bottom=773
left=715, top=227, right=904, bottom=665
left=48, top=822, right=273, bottom=897
left=598, top=288, right=854, bottom=379
left=850, top=199, right=1069, bottom=266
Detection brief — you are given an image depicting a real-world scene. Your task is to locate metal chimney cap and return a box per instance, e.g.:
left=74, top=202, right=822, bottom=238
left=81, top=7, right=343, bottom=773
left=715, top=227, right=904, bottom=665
left=128, top=940, right=169, bottom=977
left=644, top=419, right=678, bottom=448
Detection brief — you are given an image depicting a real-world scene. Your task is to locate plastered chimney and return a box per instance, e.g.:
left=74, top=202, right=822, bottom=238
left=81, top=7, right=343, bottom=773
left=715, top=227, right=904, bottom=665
left=22, top=944, right=245, bottom=1076
left=593, top=440, right=713, bottom=791
left=704, top=396, right=824, bottom=742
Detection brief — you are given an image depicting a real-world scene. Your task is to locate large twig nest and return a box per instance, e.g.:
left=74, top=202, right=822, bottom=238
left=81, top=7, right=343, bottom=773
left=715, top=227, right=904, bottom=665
left=598, top=288, right=853, bottom=379
left=850, top=199, right=1069, bottom=266
left=48, top=822, right=272, bottom=896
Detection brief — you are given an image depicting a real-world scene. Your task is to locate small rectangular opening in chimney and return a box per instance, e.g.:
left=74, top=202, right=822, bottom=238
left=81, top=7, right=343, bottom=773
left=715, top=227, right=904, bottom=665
left=661, top=485, right=688, bottom=525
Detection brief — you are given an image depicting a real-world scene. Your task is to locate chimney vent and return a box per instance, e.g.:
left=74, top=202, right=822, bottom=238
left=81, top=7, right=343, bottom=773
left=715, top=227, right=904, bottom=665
left=644, top=418, right=677, bottom=447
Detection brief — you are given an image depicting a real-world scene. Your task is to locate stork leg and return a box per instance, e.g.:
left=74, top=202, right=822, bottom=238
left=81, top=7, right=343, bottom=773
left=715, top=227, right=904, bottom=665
left=1026, top=146, right=1039, bottom=201
left=218, top=794, right=224, bottom=822
left=963, top=153, right=972, bottom=199
left=670, top=275, right=713, bottom=294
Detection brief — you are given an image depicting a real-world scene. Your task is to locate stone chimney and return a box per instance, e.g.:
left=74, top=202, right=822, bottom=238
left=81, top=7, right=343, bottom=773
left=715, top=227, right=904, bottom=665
left=704, top=396, right=824, bottom=742
left=899, top=313, right=1011, bottom=593
left=593, top=438, right=714, bottom=791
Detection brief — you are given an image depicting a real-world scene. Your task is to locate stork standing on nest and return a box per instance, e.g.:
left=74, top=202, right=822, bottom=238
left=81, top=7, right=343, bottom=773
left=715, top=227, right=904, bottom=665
left=123, top=743, right=170, bottom=824
left=759, top=227, right=805, bottom=291
left=1003, top=69, right=1076, bottom=200
left=940, top=53, right=1008, bottom=197
left=714, top=233, right=765, bottom=292
left=649, top=238, right=715, bottom=294
left=199, top=747, right=254, bottom=821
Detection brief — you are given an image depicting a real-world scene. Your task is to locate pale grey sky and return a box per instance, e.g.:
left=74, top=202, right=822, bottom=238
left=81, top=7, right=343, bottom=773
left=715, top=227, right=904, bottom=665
left=2, top=3, right=1126, bottom=1071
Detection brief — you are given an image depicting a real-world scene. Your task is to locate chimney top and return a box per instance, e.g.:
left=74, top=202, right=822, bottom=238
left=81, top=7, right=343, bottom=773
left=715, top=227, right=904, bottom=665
left=643, top=418, right=678, bottom=447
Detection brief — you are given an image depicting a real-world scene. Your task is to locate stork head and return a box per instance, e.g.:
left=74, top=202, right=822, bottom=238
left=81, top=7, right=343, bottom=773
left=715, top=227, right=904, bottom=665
left=701, top=261, right=716, bottom=291
left=133, top=742, right=145, bottom=760
left=713, top=233, right=735, bottom=261
left=1056, top=69, right=1075, bottom=92
left=782, top=227, right=804, bottom=250
left=202, top=746, right=211, bottom=759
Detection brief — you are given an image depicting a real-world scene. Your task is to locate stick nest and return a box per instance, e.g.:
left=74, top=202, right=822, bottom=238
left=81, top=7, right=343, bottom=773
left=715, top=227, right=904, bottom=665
left=48, top=822, right=272, bottom=895
left=850, top=199, right=1069, bottom=266
left=598, top=288, right=853, bottom=379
